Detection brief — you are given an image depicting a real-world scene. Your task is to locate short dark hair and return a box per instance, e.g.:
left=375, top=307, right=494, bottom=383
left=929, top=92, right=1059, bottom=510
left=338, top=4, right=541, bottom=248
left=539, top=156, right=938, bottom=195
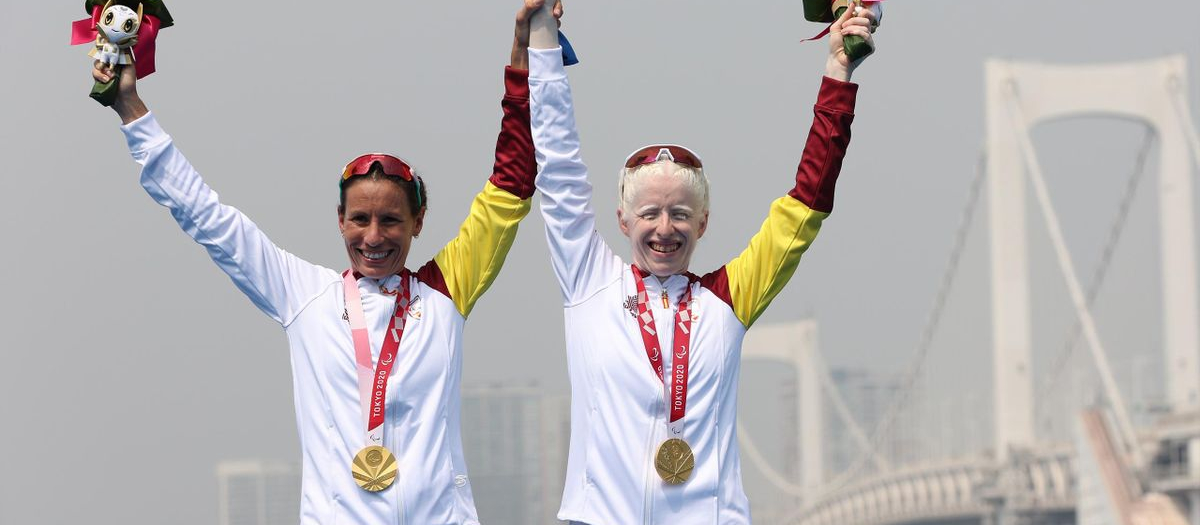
left=338, top=166, right=428, bottom=217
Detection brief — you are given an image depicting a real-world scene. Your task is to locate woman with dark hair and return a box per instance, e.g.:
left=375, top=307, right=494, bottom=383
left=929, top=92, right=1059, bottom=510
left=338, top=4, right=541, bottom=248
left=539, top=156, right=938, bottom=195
left=88, top=2, right=561, bottom=523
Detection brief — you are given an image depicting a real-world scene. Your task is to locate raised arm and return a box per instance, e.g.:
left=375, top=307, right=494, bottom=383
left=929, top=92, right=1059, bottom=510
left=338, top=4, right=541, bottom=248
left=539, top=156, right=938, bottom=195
left=94, top=63, right=146, bottom=125
left=95, top=64, right=334, bottom=327
left=705, top=6, right=879, bottom=328
left=422, top=4, right=558, bottom=318
left=527, top=2, right=624, bottom=305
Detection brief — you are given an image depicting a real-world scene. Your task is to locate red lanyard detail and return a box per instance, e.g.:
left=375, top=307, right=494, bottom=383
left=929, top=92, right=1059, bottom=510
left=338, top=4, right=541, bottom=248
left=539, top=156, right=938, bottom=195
left=343, top=270, right=412, bottom=435
left=631, top=266, right=694, bottom=424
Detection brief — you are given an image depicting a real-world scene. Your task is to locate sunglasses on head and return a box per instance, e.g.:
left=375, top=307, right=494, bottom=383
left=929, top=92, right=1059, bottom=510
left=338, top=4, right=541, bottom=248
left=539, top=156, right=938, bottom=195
left=340, top=153, right=423, bottom=208
left=622, top=144, right=703, bottom=170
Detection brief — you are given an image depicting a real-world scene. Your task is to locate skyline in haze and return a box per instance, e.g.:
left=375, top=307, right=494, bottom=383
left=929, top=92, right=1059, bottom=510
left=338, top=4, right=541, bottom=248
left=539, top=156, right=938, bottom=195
left=3, top=1, right=1199, bottom=523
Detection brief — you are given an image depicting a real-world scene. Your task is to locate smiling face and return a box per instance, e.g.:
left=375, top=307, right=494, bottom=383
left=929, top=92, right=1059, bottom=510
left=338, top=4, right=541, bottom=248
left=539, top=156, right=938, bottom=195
left=98, top=5, right=140, bottom=45
left=338, top=178, right=425, bottom=279
left=617, top=165, right=709, bottom=278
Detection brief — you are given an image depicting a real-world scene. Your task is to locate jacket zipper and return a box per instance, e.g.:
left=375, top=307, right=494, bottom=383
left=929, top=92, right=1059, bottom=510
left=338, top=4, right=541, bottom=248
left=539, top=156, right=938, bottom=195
left=645, top=287, right=670, bottom=525
left=391, top=398, right=407, bottom=525
left=645, top=280, right=678, bottom=524
left=643, top=401, right=662, bottom=525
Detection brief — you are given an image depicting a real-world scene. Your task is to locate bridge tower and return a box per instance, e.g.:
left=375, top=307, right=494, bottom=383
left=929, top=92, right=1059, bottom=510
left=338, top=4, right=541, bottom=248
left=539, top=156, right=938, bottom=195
left=985, top=56, right=1200, bottom=461
left=741, top=319, right=825, bottom=492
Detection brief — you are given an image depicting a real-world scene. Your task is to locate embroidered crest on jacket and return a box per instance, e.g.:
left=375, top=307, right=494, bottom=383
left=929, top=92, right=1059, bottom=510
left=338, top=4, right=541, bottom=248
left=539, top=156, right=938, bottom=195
left=407, top=295, right=423, bottom=320
left=622, top=294, right=638, bottom=318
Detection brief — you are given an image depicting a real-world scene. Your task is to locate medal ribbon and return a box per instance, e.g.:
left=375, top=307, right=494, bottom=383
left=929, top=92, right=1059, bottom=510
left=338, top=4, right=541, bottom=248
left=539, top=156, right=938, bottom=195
left=343, top=270, right=412, bottom=446
left=631, top=266, right=695, bottom=434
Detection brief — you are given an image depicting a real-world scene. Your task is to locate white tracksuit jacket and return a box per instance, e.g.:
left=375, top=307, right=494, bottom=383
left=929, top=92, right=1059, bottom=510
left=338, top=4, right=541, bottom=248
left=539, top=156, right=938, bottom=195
left=528, top=48, right=858, bottom=524
left=121, top=67, right=538, bottom=525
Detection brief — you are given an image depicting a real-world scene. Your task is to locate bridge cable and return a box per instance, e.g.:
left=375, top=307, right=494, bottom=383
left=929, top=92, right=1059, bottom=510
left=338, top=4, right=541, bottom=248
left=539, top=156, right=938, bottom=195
left=812, top=346, right=892, bottom=472
left=1007, top=94, right=1144, bottom=470
left=1165, top=75, right=1200, bottom=176
left=786, top=84, right=1182, bottom=525
left=735, top=342, right=891, bottom=498
left=736, top=419, right=808, bottom=496
left=1033, top=126, right=1155, bottom=429
left=798, top=148, right=989, bottom=509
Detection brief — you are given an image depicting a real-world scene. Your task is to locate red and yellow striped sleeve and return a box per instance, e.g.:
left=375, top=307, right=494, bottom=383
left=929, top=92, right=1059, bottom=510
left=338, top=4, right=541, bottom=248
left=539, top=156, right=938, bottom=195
left=702, top=76, right=858, bottom=328
left=421, top=67, right=536, bottom=318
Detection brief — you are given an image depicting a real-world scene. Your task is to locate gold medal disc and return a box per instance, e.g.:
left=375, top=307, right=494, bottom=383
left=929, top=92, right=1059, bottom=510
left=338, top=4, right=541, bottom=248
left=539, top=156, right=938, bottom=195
left=352, top=445, right=398, bottom=492
left=654, top=438, right=694, bottom=484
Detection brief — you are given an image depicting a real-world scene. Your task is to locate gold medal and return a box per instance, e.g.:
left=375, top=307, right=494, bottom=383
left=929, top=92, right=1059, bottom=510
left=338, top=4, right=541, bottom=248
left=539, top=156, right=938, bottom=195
left=352, top=445, right=398, bottom=492
left=654, top=438, right=694, bottom=484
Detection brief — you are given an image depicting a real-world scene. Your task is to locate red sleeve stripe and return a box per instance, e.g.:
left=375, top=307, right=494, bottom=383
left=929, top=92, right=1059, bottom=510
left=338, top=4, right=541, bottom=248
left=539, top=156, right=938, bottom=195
left=487, top=67, right=536, bottom=200
left=699, top=266, right=734, bottom=310
left=416, top=259, right=452, bottom=301
left=788, top=76, right=857, bottom=214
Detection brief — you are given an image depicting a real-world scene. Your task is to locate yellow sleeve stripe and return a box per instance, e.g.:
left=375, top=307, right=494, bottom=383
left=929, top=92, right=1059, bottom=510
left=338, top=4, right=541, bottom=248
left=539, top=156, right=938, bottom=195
left=725, top=196, right=829, bottom=327
left=433, top=181, right=532, bottom=318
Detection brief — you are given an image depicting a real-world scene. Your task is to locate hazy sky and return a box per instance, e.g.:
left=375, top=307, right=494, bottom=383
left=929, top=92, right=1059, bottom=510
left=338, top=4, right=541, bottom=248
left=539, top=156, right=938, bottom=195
left=3, top=1, right=1198, bottom=523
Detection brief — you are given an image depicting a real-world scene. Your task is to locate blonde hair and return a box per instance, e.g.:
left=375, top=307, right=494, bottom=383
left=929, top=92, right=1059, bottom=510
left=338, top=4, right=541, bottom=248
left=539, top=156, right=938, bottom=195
left=617, top=161, right=710, bottom=218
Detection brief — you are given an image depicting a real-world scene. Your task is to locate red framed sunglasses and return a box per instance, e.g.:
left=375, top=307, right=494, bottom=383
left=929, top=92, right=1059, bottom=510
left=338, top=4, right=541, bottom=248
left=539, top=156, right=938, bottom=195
left=340, top=153, right=423, bottom=208
left=622, top=144, right=703, bottom=170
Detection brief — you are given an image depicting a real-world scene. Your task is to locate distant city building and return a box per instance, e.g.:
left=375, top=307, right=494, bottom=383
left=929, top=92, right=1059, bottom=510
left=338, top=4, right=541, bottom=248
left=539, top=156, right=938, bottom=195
left=216, top=460, right=301, bottom=525
left=461, top=382, right=569, bottom=525
left=826, top=367, right=906, bottom=473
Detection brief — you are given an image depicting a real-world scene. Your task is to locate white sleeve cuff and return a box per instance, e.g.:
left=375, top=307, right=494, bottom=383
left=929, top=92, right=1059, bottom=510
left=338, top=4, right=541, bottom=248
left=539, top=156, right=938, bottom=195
left=529, top=47, right=567, bottom=81
left=119, top=111, right=170, bottom=155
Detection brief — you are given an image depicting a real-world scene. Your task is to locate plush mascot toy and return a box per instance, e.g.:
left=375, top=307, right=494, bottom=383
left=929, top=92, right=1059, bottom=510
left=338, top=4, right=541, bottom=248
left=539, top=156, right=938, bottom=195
left=803, top=0, right=882, bottom=61
left=71, top=0, right=173, bottom=106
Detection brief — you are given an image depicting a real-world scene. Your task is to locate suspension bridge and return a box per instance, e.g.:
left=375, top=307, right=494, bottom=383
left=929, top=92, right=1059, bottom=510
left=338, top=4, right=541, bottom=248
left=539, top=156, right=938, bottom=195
left=739, top=55, right=1200, bottom=525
